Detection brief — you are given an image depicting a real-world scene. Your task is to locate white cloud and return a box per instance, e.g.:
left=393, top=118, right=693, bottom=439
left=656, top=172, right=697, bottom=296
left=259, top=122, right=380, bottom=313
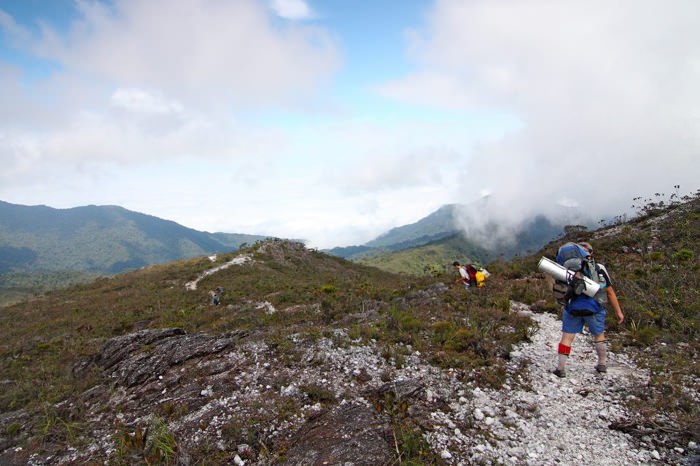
left=24, top=0, right=338, bottom=107
left=381, top=0, right=700, bottom=233
left=334, top=140, right=456, bottom=193
left=376, top=72, right=477, bottom=110
left=0, top=9, right=31, bottom=46
left=4, top=0, right=698, bottom=251
left=269, top=0, right=313, bottom=20
left=0, top=0, right=339, bottom=186
left=557, top=197, right=579, bottom=209
left=110, top=88, right=183, bottom=114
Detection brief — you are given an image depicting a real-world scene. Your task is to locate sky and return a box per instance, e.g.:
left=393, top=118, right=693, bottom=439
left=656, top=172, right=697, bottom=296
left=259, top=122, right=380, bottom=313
left=1, top=0, right=699, bottom=249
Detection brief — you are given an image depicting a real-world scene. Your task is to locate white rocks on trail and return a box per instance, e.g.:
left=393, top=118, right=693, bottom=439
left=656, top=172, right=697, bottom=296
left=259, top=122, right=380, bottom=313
left=184, top=254, right=251, bottom=291
left=425, top=302, right=688, bottom=465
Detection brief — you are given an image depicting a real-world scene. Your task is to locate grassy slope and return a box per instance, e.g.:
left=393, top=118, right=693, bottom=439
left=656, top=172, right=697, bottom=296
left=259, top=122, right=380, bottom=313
left=0, top=241, right=532, bottom=444
left=0, top=192, right=698, bottom=460
left=0, top=202, right=268, bottom=305
left=356, top=234, right=489, bottom=276
left=0, top=241, right=420, bottom=411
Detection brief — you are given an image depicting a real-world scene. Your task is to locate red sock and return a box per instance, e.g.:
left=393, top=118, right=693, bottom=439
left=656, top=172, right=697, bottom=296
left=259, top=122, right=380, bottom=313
left=558, top=343, right=571, bottom=355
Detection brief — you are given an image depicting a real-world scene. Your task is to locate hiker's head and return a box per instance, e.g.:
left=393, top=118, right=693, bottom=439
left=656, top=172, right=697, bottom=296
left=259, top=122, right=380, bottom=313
left=579, top=242, right=593, bottom=256
left=452, top=261, right=460, bottom=267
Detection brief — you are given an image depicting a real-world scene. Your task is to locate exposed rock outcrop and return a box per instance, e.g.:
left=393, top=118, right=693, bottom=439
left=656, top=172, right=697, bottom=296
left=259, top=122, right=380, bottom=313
left=282, top=403, right=393, bottom=465
left=5, top=300, right=698, bottom=465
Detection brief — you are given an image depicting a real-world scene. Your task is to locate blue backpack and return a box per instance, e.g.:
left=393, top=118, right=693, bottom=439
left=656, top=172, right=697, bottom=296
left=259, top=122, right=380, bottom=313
left=552, top=242, right=595, bottom=310
left=556, top=242, right=590, bottom=273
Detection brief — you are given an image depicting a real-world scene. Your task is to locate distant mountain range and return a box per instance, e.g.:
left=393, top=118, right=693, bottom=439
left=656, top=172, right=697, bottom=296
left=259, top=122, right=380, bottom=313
left=326, top=204, right=574, bottom=272
left=0, top=200, right=267, bottom=278
left=0, top=200, right=579, bottom=302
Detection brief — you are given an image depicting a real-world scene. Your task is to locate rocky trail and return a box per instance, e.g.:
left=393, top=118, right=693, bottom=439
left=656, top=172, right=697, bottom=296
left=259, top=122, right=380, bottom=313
left=157, top=257, right=700, bottom=465
left=432, top=302, right=698, bottom=465
left=184, top=254, right=251, bottom=291
left=13, top=251, right=698, bottom=465
left=67, top=299, right=695, bottom=466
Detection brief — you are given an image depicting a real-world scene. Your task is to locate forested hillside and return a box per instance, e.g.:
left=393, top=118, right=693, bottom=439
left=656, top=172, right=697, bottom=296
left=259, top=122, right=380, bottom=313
left=0, top=201, right=267, bottom=304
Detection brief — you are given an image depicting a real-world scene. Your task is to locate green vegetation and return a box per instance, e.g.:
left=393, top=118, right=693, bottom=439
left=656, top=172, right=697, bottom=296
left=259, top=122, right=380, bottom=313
left=0, top=242, right=402, bottom=411
left=0, top=238, right=533, bottom=462
left=1, top=188, right=699, bottom=462
left=356, top=234, right=487, bottom=276
left=0, top=270, right=101, bottom=306
left=513, top=188, right=700, bottom=443
left=375, top=390, right=441, bottom=465
left=0, top=201, right=268, bottom=304
left=114, top=417, right=177, bottom=465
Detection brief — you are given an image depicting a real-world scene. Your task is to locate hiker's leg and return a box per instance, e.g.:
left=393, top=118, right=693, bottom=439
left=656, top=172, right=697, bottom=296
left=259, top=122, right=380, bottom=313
left=557, top=332, right=576, bottom=371
left=560, top=332, right=576, bottom=346
left=593, top=333, right=607, bottom=368
left=558, top=308, right=584, bottom=373
left=588, top=312, right=608, bottom=368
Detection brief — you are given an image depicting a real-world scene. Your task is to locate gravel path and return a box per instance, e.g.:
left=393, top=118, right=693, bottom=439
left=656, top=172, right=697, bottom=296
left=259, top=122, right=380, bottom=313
left=178, top=254, right=698, bottom=465
left=427, top=302, right=697, bottom=465
left=184, top=254, right=251, bottom=291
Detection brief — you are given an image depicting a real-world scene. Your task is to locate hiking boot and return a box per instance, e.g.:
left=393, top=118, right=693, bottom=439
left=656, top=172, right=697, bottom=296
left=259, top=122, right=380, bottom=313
left=552, top=369, right=566, bottom=378
left=595, top=364, right=607, bottom=374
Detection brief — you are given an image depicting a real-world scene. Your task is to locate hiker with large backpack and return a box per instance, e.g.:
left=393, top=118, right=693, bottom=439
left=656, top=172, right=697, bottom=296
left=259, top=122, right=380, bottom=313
left=454, top=261, right=489, bottom=289
left=452, top=261, right=471, bottom=291
left=551, top=242, right=624, bottom=377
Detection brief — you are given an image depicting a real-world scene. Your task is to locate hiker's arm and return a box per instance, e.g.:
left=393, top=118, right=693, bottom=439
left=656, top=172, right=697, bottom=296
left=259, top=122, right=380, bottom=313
left=455, top=268, right=467, bottom=283
left=606, top=287, right=624, bottom=324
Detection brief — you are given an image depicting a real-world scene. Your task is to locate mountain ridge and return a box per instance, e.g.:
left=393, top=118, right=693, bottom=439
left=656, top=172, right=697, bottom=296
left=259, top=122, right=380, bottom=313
left=0, top=192, right=698, bottom=464
left=327, top=204, right=573, bottom=274
left=0, top=201, right=270, bottom=304
left=0, top=201, right=267, bottom=273
left=1, top=200, right=579, bottom=303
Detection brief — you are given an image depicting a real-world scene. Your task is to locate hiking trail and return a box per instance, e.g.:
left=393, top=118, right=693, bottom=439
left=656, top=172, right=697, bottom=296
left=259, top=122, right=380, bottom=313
left=425, top=301, right=696, bottom=465
left=174, top=249, right=698, bottom=464
left=184, top=254, right=251, bottom=291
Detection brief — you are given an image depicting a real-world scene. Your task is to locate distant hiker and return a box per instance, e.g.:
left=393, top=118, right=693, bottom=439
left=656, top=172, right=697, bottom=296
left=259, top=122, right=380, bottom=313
left=210, top=287, right=223, bottom=306
left=465, top=264, right=478, bottom=287
left=452, top=261, right=476, bottom=289
left=475, top=268, right=487, bottom=287
left=553, top=242, right=624, bottom=377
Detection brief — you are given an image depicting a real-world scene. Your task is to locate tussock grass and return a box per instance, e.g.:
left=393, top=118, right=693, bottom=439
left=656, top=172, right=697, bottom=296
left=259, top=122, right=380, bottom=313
left=0, top=239, right=531, bottom=461
left=3, top=190, right=699, bottom=459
